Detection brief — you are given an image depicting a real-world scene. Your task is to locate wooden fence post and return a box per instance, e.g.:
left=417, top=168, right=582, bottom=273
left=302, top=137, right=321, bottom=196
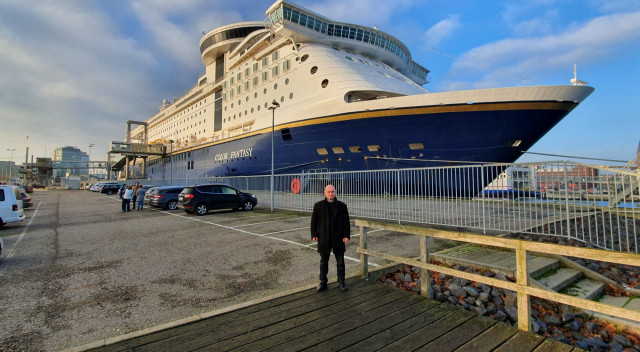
left=360, top=225, right=368, bottom=279
left=420, top=236, right=432, bottom=298
left=516, top=241, right=531, bottom=331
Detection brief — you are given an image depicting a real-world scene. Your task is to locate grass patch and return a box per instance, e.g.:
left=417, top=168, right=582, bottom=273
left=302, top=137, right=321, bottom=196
left=533, top=267, right=559, bottom=281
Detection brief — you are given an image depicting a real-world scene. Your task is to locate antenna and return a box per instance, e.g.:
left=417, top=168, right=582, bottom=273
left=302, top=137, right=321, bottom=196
left=570, top=64, right=588, bottom=86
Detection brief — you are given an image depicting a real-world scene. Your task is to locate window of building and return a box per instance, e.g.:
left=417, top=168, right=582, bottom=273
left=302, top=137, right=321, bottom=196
left=316, top=148, right=328, bottom=155
left=349, top=146, right=362, bottom=153
left=332, top=147, right=344, bottom=154
left=409, top=143, right=424, bottom=150
left=272, top=50, right=279, bottom=61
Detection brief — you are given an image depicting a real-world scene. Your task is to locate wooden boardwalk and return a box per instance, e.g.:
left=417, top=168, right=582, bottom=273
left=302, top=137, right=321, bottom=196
left=85, top=278, right=580, bottom=352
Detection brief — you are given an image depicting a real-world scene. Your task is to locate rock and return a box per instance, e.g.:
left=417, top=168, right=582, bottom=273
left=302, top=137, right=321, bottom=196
left=544, top=315, right=561, bottom=326
left=463, top=286, right=479, bottom=297
left=404, top=274, right=413, bottom=282
left=447, top=297, right=458, bottom=305
left=490, top=287, right=501, bottom=297
left=411, top=267, right=420, bottom=273
left=494, top=310, right=507, bottom=322
left=478, top=292, right=490, bottom=303
left=459, top=279, right=470, bottom=286
left=599, top=329, right=609, bottom=340
left=564, top=320, right=581, bottom=331
left=443, top=290, right=451, bottom=297
left=537, top=320, right=547, bottom=334
left=447, top=284, right=459, bottom=292
left=474, top=300, right=484, bottom=307
left=569, top=331, right=584, bottom=341
left=495, top=273, right=508, bottom=281
left=531, top=320, right=540, bottom=334
left=503, top=292, right=517, bottom=307
left=438, top=274, right=449, bottom=281
left=465, top=297, right=476, bottom=305
left=614, top=334, right=632, bottom=347
left=504, top=306, right=518, bottom=322
left=561, top=312, right=574, bottom=323
left=435, top=292, right=447, bottom=302
left=478, top=284, right=491, bottom=293
left=587, top=262, right=600, bottom=271
left=484, top=272, right=495, bottom=278
left=451, top=288, right=467, bottom=298
left=577, top=340, right=589, bottom=350
left=584, top=321, right=598, bottom=330
left=609, top=341, right=624, bottom=352
left=384, top=279, right=395, bottom=286
left=433, top=284, right=442, bottom=293
left=492, top=296, right=503, bottom=306
left=471, top=306, right=487, bottom=316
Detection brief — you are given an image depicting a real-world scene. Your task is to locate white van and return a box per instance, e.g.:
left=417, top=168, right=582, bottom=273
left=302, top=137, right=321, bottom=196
left=0, top=185, right=25, bottom=227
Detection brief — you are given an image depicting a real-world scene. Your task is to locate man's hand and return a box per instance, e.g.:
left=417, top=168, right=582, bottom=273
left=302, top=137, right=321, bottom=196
left=343, top=238, right=349, bottom=243
left=312, top=237, right=318, bottom=241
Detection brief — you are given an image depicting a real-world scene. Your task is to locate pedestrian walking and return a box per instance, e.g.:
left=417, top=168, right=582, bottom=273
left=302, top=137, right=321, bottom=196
left=122, top=186, right=133, bottom=212
left=310, top=184, right=350, bottom=292
left=132, top=182, right=141, bottom=209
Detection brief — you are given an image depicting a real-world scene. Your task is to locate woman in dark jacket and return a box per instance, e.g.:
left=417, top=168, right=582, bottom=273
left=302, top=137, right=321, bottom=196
left=310, top=184, right=350, bottom=292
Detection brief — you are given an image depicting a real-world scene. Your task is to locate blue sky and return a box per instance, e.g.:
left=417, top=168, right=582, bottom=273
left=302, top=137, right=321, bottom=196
left=0, top=0, right=638, bottom=165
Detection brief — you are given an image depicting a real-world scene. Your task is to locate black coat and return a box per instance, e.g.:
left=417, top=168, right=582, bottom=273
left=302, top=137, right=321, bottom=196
left=310, top=198, right=350, bottom=255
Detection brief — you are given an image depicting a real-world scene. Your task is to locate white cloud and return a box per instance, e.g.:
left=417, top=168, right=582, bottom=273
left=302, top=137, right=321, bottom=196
left=423, top=15, right=460, bottom=47
left=440, top=10, right=640, bottom=90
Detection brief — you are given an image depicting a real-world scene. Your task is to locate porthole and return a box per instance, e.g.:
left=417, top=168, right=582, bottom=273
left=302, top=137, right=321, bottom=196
left=254, top=92, right=258, bottom=98
left=263, top=88, right=267, bottom=94
left=231, top=103, right=234, bottom=108
left=280, top=96, right=285, bottom=103
left=274, top=83, right=278, bottom=90
left=246, top=96, right=249, bottom=102
left=238, top=100, right=241, bottom=105
left=251, top=108, right=254, bottom=113
left=310, top=66, right=318, bottom=74
left=224, top=106, right=227, bottom=111
left=289, top=93, right=294, bottom=99
left=233, top=114, right=236, bottom=119
left=239, top=112, right=242, bottom=118
left=300, top=54, right=309, bottom=62
left=245, top=110, right=247, bottom=115
left=321, top=79, right=329, bottom=88
left=257, top=105, right=261, bottom=111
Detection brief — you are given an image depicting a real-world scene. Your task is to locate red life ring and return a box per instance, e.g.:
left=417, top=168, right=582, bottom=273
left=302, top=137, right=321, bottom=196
left=291, top=178, right=301, bottom=194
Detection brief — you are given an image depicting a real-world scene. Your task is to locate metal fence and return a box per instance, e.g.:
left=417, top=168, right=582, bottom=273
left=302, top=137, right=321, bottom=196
left=127, top=161, right=639, bottom=253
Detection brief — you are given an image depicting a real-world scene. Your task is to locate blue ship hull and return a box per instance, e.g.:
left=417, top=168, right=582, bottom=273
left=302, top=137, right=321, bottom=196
left=141, top=100, right=576, bottom=194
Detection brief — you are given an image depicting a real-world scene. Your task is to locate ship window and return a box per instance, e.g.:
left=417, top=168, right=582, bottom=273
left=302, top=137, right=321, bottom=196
left=254, top=92, right=258, bottom=98
left=280, top=96, right=284, bottom=103
left=253, top=77, right=259, bottom=87
left=345, top=56, right=355, bottom=62
left=263, top=88, right=267, bottom=94
left=245, top=68, right=250, bottom=76
left=316, top=148, right=329, bottom=155
left=367, top=145, right=381, bottom=152
left=272, top=66, right=279, bottom=76
left=262, top=57, right=269, bottom=67
left=237, top=86, right=241, bottom=94
left=253, top=63, right=259, bottom=72
left=230, top=77, right=235, bottom=84
left=289, top=93, right=293, bottom=99
left=332, top=147, right=344, bottom=154
left=310, top=66, right=318, bottom=74
left=244, top=81, right=249, bottom=90
left=272, top=50, right=279, bottom=61
left=409, top=143, right=424, bottom=150
left=321, top=79, right=329, bottom=88
left=237, top=73, right=242, bottom=81
left=300, top=54, right=309, bottom=62
left=238, top=99, right=241, bottom=105
left=349, top=146, right=362, bottom=153
left=274, top=83, right=278, bottom=90
left=246, top=96, right=249, bottom=102
left=283, top=60, right=291, bottom=71
left=285, top=78, right=290, bottom=85
left=262, top=72, right=269, bottom=82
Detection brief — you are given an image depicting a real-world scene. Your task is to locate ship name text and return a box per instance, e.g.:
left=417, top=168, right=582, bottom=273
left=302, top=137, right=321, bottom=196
left=215, top=148, right=253, bottom=161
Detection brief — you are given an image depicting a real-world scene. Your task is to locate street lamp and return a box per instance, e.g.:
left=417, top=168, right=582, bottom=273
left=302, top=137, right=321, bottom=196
left=87, top=143, right=95, bottom=180
left=169, top=139, right=174, bottom=185
left=268, top=100, right=280, bottom=212
left=6, top=148, right=15, bottom=182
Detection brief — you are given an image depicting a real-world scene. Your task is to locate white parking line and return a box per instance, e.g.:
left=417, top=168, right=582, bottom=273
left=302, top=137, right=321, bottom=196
left=233, top=217, right=306, bottom=228
left=0, top=200, right=41, bottom=277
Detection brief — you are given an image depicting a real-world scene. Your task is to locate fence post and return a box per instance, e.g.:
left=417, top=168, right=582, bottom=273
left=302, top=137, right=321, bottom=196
left=397, top=169, right=401, bottom=224
left=516, top=241, right=531, bottom=331
left=360, top=225, right=368, bottom=279
left=420, top=235, right=432, bottom=298
left=563, top=162, right=571, bottom=237
left=481, top=165, right=486, bottom=235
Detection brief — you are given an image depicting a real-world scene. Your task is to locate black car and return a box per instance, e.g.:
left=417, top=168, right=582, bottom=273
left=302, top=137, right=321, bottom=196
left=100, top=184, right=121, bottom=195
left=178, top=184, right=257, bottom=215
left=149, top=186, right=184, bottom=210
left=19, top=191, right=33, bottom=208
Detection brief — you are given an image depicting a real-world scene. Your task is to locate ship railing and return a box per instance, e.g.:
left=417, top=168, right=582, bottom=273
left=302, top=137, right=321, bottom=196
left=130, top=160, right=639, bottom=254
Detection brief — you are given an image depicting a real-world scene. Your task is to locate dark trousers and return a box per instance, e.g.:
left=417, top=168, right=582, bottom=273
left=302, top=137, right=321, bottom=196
left=319, top=251, right=345, bottom=284
left=122, top=199, right=131, bottom=212
left=132, top=195, right=137, bottom=209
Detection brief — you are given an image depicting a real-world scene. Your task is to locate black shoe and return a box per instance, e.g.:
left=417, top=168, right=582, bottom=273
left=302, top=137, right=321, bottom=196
left=316, top=282, right=328, bottom=292
left=339, top=281, right=348, bottom=291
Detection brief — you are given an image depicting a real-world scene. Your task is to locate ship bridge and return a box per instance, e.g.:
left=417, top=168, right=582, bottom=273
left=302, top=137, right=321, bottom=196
left=108, top=120, right=167, bottom=179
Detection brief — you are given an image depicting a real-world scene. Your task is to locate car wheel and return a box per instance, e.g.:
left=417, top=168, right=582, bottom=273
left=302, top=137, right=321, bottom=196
left=195, top=203, right=208, bottom=216
left=242, top=200, right=254, bottom=211
left=167, top=200, right=178, bottom=210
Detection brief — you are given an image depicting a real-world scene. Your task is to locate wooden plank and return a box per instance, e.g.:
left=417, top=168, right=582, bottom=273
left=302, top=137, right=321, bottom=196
left=454, top=323, right=519, bottom=352
left=303, top=295, right=441, bottom=351
left=342, top=303, right=456, bottom=352
left=192, top=285, right=401, bottom=351
left=516, top=244, right=531, bottom=331
left=532, top=338, right=574, bottom=352
left=416, top=315, right=496, bottom=352
left=493, top=331, right=544, bottom=352
left=258, top=289, right=423, bottom=352
left=376, top=309, right=476, bottom=351
left=228, top=287, right=412, bottom=351
left=147, top=281, right=389, bottom=352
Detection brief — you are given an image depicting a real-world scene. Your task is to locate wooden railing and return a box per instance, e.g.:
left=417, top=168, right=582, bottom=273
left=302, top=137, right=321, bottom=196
left=356, top=219, right=640, bottom=332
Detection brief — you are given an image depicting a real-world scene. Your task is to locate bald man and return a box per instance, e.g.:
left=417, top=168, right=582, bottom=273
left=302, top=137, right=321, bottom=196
left=311, top=184, right=351, bottom=292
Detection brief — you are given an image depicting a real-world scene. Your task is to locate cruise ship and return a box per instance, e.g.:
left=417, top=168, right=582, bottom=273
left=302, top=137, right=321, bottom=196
left=116, top=0, right=594, bottom=187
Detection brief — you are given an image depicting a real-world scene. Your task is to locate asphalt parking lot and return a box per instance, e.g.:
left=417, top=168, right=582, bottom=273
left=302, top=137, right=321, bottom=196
left=0, top=189, right=430, bottom=351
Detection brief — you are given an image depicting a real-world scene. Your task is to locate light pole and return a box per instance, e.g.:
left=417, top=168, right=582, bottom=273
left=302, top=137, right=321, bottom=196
left=268, top=100, right=280, bottom=212
left=169, top=140, right=174, bottom=185
left=6, top=148, right=15, bottom=182
left=87, top=143, right=94, bottom=181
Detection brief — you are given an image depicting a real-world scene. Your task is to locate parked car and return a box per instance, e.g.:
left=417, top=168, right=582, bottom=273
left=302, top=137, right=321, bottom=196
left=0, top=185, right=25, bottom=227
left=178, top=184, right=257, bottom=215
left=100, top=184, right=121, bottom=195
left=19, top=191, right=33, bottom=208
left=149, top=186, right=184, bottom=210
